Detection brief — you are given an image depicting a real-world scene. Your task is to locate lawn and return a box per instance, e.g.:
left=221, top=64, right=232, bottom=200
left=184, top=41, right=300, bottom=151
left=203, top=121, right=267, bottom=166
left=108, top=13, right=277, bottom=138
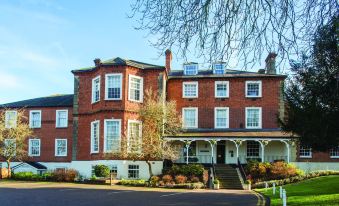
left=255, top=175, right=339, bottom=206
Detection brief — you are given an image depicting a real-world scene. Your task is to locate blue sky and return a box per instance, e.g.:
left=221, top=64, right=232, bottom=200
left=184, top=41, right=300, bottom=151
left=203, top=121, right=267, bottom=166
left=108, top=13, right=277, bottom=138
left=0, top=0, right=269, bottom=104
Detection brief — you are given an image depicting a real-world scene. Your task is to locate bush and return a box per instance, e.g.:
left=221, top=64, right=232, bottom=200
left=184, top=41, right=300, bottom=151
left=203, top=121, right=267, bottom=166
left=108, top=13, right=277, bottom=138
left=189, top=176, right=200, bottom=183
left=175, top=175, right=187, bottom=184
left=162, top=174, right=173, bottom=184
left=93, top=165, right=110, bottom=178
left=150, top=176, right=160, bottom=187
left=119, top=179, right=146, bottom=186
left=12, top=172, right=42, bottom=181
left=165, top=164, right=204, bottom=178
left=213, top=179, right=219, bottom=184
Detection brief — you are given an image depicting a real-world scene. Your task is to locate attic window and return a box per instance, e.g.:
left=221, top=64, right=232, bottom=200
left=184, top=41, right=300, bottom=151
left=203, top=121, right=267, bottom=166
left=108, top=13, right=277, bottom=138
left=213, top=63, right=225, bottom=74
left=184, top=64, right=198, bottom=75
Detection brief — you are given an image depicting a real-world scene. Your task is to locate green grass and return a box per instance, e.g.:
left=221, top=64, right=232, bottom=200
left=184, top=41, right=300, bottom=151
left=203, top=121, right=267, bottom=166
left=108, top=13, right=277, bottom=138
left=255, top=175, right=339, bottom=206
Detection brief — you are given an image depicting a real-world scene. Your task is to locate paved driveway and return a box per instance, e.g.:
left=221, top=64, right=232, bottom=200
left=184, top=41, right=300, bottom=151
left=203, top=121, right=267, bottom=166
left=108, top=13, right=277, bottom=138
left=0, top=181, right=262, bottom=206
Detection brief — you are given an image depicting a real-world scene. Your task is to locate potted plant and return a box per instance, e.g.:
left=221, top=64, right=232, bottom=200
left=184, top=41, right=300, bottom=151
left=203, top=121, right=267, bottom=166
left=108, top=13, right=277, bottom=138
left=245, top=179, right=252, bottom=190
left=213, top=179, right=219, bottom=190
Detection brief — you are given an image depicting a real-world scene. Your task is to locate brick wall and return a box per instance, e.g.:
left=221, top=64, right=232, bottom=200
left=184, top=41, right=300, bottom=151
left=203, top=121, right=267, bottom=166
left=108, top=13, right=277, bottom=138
left=167, top=77, right=284, bottom=129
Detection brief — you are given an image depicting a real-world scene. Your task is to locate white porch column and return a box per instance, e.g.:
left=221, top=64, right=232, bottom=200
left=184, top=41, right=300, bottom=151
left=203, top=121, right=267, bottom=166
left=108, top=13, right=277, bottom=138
left=258, top=140, right=270, bottom=163
left=207, top=140, right=218, bottom=164
left=280, top=140, right=291, bottom=163
left=184, top=140, right=192, bottom=164
left=229, top=140, right=243, bottom=163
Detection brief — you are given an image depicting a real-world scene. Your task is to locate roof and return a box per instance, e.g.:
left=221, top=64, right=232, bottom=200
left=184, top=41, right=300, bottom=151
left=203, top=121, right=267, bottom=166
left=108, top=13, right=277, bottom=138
left=0, top=94, right=73, bottom=108
left=164, top=129, right=296, bottom=138
left=12, top=162, right=47, bottom=170
left=72, top=57, right=165, bottom=73
left=169, top=69, right=286, bottom=79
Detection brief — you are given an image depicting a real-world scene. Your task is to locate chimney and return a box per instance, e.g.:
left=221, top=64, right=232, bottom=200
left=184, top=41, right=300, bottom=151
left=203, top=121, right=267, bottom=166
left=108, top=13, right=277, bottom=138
left=94, top=58, right=101, bottom=67
left=265, top=53, right=277, bottom=74
left=165, top=49, right=172, bottom=73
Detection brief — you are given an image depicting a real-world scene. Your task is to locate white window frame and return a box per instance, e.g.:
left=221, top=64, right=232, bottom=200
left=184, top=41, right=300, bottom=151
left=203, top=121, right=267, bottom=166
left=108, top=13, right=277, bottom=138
left=213, top=63, right=226, bottom=74
left=247, top=141, right=260, bottom=158
left=299, top=146, right=312, bottom=158
left=215, top=81, right=229, bottom=98
left=127, top=120, right=143, bottom=153
left=90, top=120, right=100, bottom=154
left=182, top=82, right=198, bottom=98
left=245, top=81, right=262, bottom=98
left=245, top=107, right=262, bottom=129
left=183, top=64, right=198, bottom=75
left=214, top=107, right=229, bottom=129
left=56, top=110, right=68, bottom=128
left=105, top=73, right=123, bottom=100
left=182, top=107, right=198, bottom=129
left=29, top=110, right=42, bottom=128
left=28, top=139, right=41, bottom=157
left=330, top=146, right=339, bottom=158
left=5, top=110, right=17, bottom=128
left=104, top=119, right=122, bottom=153
left=55, top=139, right=67, bottom=157
left=128, top=75, right=144, bottom=103
left=128, top=164, right=140, bottom=179
left=92, top=76, right=101, bottom=103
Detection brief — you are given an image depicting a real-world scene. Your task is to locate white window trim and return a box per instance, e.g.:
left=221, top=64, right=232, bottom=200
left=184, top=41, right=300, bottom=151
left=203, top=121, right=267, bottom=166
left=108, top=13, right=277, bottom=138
left=245, top=107, right=262, bottom=129
left=182, top=107, right=198, bottom=129
left=5, top=110, right=17, bottom=128
left=55, top=110, right=68, bottom=128
left=299, top=147, right=312, bottom=158
left=213, top=63, right=226, bottom=74
left=127, top=120, right=143, bottom=152
left=29, top=110, right=42, bottom=128
left=92, top=76, right=101, bottom=103
left=128, top=74, right=144, bottom=103
left=214, top=107, right=229, bottom=129
left=245, top=80, right=262, bottom=98
left=55, top=139, right=67, bottom=157
left=28, top=139, right=41, bottom=157
left=104, top=119, right=122, bottom=153
left=182, top=82, right=199, bottom=98
left=215, top=81, right=229, bottom=98
left=330, top=147, right=339, bottom=158
left=183, top=64, right=198, bottom=75
left=105, top=73, right=123, bottom=100
left=90, top=120, right=100, bottom=154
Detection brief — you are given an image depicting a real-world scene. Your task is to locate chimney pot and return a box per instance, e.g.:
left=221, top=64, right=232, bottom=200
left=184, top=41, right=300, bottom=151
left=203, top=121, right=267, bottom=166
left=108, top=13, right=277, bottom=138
left=265, top=53, right=277, bottom=74
left=165, top=49, right=172, bottom=72
left=94, top=58, right=101, bottom=67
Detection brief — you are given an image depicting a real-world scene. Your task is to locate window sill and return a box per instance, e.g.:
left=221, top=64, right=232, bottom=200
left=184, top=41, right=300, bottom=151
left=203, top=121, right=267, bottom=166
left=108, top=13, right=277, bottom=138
left=183, top=96, right=198, bottom=99
left=330, top=156, right=339, bottom=159
left=91, top=100, right=100, bottom=104
left=55, top=155, right=67, bottom=157
left=246, top=96, right=262, bottom=98
left=56, top=127, right=68, bottom=129
left=128, top=99, right=143, bottom=103
left=299, top=156, right=312, bottom=158
left=105, top=98, right=122, bottom=101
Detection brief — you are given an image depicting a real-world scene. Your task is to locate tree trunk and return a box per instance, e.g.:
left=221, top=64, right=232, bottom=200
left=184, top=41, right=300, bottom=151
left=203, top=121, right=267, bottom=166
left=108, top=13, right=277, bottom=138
left=146, top=160, right=153, bottom=180
left=6, top=160, right=11, bottom=178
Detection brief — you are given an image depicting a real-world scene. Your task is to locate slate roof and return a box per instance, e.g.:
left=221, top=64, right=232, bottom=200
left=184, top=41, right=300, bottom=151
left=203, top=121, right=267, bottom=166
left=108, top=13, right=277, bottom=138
left=0, top=94, right=73, bottom=108
left=72, top=57, right=165, bottom=73
left=169, top=69, right=286, bottom=79
left=12, top=162, right=47, bottom=170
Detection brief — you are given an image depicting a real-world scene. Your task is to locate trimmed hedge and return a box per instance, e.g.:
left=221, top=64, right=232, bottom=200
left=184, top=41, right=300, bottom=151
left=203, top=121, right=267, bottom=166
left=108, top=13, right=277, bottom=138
left=119, top=179, right=146, bottom=186
left=12, top=169, right=79, bottom=182
left=252, top=170, right=339, bottom=189
left=93, top=165, right=110, bottom=178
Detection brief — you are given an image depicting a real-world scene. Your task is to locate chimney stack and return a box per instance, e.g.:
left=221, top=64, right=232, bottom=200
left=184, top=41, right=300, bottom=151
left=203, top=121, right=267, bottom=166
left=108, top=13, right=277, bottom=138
left=265, top=53, right=277, bottom=74
left=165, top=49, right=172, bottom=73
left=94, top=58, right=101, bottom=67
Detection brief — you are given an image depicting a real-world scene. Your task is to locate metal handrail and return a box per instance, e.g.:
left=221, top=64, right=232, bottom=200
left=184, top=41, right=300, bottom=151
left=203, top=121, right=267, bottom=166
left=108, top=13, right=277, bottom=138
left=238, top=157, right=247, bottom=181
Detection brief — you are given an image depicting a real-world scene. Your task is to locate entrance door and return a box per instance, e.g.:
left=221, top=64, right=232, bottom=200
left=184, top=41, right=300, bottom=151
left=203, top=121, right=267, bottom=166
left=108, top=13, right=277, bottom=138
left=217, top=144, right=226, bottom=164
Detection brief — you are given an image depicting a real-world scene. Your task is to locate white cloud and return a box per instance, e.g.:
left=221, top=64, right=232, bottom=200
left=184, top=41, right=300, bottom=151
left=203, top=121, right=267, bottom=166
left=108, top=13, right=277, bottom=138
left=0, top=72, right=23, bottom=89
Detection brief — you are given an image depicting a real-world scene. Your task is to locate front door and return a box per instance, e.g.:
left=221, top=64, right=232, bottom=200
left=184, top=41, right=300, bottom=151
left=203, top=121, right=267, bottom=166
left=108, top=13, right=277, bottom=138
left=217, top=144, right=225, bottom=164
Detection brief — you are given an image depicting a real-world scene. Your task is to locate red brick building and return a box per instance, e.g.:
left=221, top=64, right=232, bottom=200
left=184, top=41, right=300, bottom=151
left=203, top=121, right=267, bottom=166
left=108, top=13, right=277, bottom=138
left=1, top=51, right=338, bottom=179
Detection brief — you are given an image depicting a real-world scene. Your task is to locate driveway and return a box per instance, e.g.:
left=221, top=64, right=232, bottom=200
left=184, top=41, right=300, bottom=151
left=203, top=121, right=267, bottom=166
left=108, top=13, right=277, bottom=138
left=0, top=181, right=263, bottom=206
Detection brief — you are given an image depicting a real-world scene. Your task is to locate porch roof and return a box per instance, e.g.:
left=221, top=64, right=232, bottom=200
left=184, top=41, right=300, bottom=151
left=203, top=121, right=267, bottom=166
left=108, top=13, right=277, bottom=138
left=164, top=130, right=296, bottom=139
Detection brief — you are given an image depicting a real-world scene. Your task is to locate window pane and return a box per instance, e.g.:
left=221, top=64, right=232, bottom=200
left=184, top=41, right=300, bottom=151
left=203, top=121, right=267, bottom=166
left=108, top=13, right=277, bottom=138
left=129, top=77, right=141, bottom=101
left=184, top=64, right=198, bottom=75
left=106, top=121, right=120, bottom=152
left=56, top=139, right=67, bottom=156
left=214, top=64, right=225, bottom=74
left=184, top=109, right=197, bottom=128
left=300, top=146, right=312, bottom=157
left=247, top=109, right=260, bottom=128
left=107, top=75, right=121, bottom=99
left=57, top=111, right=67, bottom=127
left=247, top=83, right=260, bottom=97
left=184, top=84, right=197, bottom=97
left=247, top=141, right=259, bottom=157
left=128, top=122, right=141, bottom=152
left=216, top=83, right=227, bottom=97
left=30, top=140, right=40, bottom=156
left=91, top=122, right=99, bottom=152
left=216, top=109, right=227, bottom=128
left=128, top=165, right=139, bottom=179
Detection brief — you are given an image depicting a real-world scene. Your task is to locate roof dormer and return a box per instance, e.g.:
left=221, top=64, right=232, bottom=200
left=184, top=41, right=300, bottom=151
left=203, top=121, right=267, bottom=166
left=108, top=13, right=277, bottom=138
left=213, top=62, right=226, bottom=74
left=183, top=63, right=198, bottom=75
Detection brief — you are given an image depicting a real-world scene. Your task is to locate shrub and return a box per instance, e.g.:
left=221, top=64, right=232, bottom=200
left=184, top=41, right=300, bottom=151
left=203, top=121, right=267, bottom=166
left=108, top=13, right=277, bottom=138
left=162, top=175, right=173, bottom=184
left=213, top=179, right=219, bottom=184
left=51, top=169, right=79, bottom=182
left=175, top=175, right=187, bottom=184
left=189, top=182, right=204, bottom=189
left=150, top=176, right=160, bottom=187
left=165, top=164, right=204, bottom=178
left=119, top=179, right=146, bottom=186
left=189, top=176, right=200, bottom=183
left=93, top=165, right=110, bottom=178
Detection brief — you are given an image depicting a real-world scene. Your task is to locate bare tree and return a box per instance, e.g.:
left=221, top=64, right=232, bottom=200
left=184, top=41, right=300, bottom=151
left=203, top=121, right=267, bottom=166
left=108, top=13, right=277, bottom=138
left=108, top=89, right=182, bottom=179
left=130, top=0, right=338, bottom=70
left=0, top=109, right=32, bottom=176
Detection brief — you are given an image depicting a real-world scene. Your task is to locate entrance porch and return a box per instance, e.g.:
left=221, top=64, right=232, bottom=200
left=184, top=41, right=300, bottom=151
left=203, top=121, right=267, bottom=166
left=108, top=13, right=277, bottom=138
left=167, top=138, right=295, bottom=164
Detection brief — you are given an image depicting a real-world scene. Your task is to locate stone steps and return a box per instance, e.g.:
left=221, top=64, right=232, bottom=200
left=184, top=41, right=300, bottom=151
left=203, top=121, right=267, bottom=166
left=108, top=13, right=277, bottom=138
left=215, top=164, right=243, bottom=190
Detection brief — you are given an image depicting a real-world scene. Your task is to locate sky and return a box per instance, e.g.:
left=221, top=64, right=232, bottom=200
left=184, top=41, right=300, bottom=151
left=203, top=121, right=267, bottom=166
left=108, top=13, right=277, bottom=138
left=0, top=0, right=271, bottom=104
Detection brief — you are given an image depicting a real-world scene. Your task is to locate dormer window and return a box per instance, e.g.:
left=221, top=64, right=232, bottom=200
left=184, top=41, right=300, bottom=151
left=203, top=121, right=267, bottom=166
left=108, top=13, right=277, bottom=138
left=183, top=64, right=198, bottom=75
left=213, top=63, right=225, bottom=74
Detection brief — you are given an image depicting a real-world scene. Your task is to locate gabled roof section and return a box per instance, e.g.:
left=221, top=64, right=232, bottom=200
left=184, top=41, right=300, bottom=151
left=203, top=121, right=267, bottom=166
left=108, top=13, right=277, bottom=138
left=12, top=162, right=47, bottom=170
left=72, top=57, right=165, bottom=73
left=169, top=69, right=286, bottom=79
left=0, top=94, right=73, bottom=108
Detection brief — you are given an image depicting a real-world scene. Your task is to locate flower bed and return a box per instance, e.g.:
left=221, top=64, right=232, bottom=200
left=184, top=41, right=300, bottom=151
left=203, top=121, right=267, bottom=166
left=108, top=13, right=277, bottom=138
left=11, top=169, right=79, bottom=182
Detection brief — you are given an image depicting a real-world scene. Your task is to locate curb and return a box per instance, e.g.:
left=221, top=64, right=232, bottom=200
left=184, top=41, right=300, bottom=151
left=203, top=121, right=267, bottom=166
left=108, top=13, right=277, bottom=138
left=252, top=190, right=269, bottom=206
